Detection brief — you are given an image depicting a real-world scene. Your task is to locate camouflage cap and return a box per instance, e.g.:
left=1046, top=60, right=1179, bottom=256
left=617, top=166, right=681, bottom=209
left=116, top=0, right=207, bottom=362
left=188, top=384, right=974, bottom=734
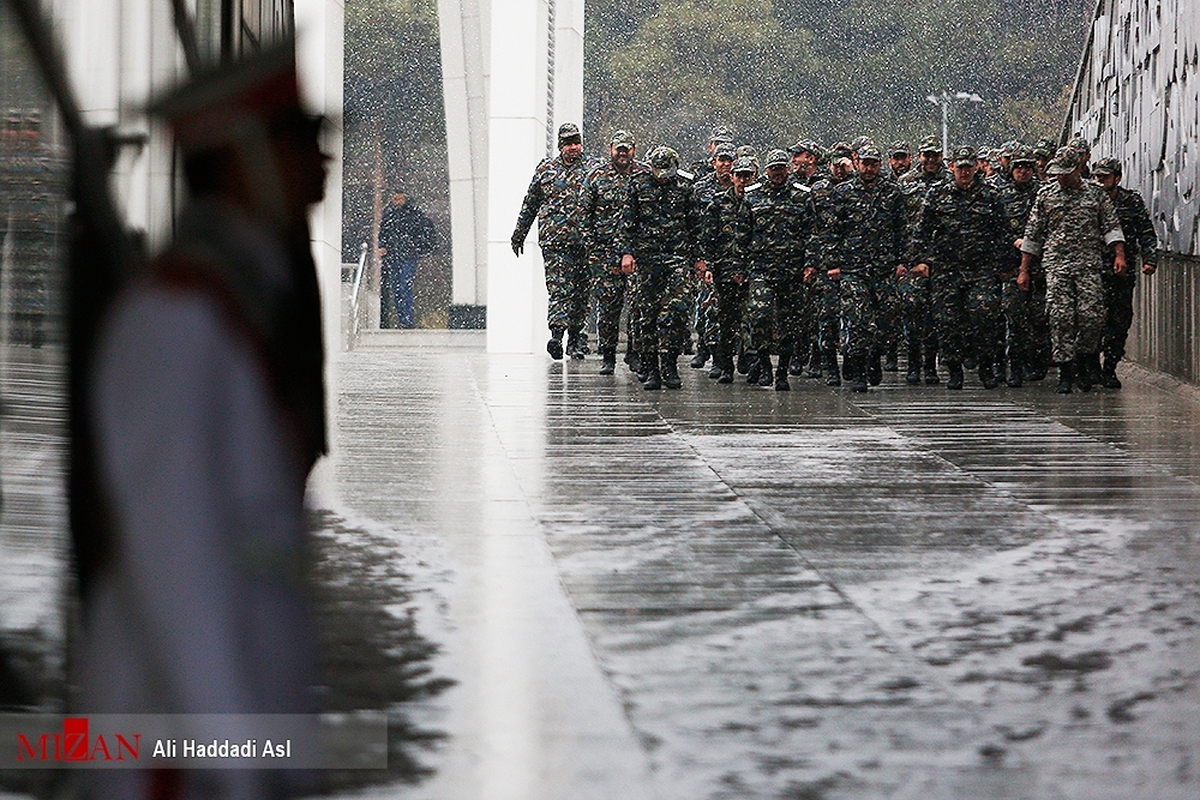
left=713, top=142, right=736, bottom=160
left=731, top=156, right=758, bottom=175
left=710, top=125, right=734, bottom=144
left=610, top=129, right=635, bottom=149
left=828, top=140, right=853, bottom=160
left=858, top=144, right=883, bottom=163
left=805, top=140, right=826, bottom=161
left=648, top=145, right=680, bottom=178
left=1033, top=137, right=1057, bottom=158
left=951, top=145, right=977, bottom=167
left=976, top=147, right=992, bottom=162
left=1066, top=134, right=1091, bottom=154
left=789, top=138, right=814, bottom=155
left=1046, top=146, right=1082, bottom=175
left=850, top=135, right=874, bottom=153
left=1091, top=156, right=1122, bottom=176
left=764, top=148, right=790, bottom=168
left=557, top=122, right=582, bottom=147
left=998, top=139, right=1022, bottom=158
left=888, top=140, right=912, bottom=156
left=1009, top=145, right=1036, bottom=166
left=918, top=134, right=942, bottom=154
left=735, top=144, right=759, bottom=159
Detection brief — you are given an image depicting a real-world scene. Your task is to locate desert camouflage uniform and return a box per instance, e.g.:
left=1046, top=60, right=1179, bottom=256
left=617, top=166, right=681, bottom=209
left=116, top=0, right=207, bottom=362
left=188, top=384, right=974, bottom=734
left=616, top=170, right=704, bottom=356
left=512, top=154, right=592, bottom=337
left=583, top=159, right=649, bottom=358
left=1020, top=181, right=1125, bottom=363
left=910, top=177, right=1009, bottom=368
left=823, top=173, right=907, bottom=362
left=1101, top=185, right=1158, bottom=367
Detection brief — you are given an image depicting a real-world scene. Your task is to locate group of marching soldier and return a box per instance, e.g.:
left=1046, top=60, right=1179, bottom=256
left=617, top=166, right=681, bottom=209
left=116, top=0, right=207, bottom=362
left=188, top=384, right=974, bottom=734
left=511, top=122, right=1157, bottom=394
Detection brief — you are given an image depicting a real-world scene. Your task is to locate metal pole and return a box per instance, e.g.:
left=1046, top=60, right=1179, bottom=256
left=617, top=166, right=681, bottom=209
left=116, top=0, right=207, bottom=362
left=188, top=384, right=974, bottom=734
left=941, top=94, right=950, bottom=155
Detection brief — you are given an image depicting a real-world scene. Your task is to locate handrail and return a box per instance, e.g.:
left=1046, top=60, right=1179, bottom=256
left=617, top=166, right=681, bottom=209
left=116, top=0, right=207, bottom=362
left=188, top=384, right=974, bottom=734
left=348, top=240, right=369, bottom=348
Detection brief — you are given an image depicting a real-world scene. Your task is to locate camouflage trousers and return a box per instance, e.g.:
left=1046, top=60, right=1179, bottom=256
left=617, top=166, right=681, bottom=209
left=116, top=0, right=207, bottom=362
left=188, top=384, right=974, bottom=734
left=932, top=269, right=1003, bottom=364
left=1046, top=261, right=1105, bottom=364
left=1002, top=270, right=1048, bottom=364
left=1100, top=270, right=1137, bottom=364
left=713, top=274, right=749, bottom=360
left=897, top=271, right=936, bottom=354
left=813, top=269, right=841, bottom=352
left=542, top=246, right=590, bottom=334
left=746, top=263, right=805, bottom=356
left=591, top=252, right=631, bottom=355
left=839, top=268, right=898, bottom=359
left=694, top=281, right=720, bottom=350
left=633, top=256, right=695, bottom=355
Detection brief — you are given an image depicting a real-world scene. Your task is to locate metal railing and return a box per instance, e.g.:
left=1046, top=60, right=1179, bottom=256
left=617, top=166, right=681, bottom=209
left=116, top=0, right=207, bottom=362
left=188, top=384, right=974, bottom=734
left=347, top=240, right=369, bottom=348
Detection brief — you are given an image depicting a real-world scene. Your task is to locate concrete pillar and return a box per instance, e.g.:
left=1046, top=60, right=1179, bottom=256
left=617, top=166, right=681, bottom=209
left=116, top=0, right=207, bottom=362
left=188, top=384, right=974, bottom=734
left=486, top=0, right=583, bottom=353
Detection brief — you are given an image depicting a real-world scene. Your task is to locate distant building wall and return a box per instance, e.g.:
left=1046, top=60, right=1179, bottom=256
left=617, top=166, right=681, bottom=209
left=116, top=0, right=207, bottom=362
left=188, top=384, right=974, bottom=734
left=1065, top=0, right=1200, bottom=383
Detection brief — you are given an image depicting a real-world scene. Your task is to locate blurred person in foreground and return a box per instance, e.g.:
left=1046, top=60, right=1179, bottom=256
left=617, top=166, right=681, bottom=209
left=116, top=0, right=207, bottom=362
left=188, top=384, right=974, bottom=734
left=80, top=43, right=327, bottom=799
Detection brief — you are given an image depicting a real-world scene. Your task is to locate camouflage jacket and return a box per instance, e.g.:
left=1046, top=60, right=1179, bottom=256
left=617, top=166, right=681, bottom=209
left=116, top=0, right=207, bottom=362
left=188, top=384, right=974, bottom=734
left=909, top=179, right=1008, bottom=275
left=701, top=186, right=749, bottom=277
left=615, top=172, right=703, bottom=264
left=1020, top=181, right=1124, bottom=275
left=1108, top=185, right=1158, bottom=266
left=582, top=160, right=649, bottom=255
left=692, top=170, right=734, bottom=210
left=823, top=174, right=908, bottom=274
left=897, top=166, right=950, bottom=240
left=804, top=174, right=851, bottom=273
left=993, top=177, right=1040, bottom=269
left=738, top=178, right=813, bottom=273
left=511, top=154, right=591, bottom=251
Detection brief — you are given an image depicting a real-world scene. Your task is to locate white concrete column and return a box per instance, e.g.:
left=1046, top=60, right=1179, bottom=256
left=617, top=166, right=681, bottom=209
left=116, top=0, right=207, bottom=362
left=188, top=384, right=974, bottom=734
left=439, top=0, right=489, bottom=308
left=554, top=0, right=584, bottom=132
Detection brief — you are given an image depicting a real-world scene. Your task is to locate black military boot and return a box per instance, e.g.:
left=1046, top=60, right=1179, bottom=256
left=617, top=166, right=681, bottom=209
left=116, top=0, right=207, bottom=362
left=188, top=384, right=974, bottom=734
left=757, top=354, right=774, bottom=386
left=884, top=341, right=898, bottom=372
left=708, top=358, right=723, bottom=379
left=716, top=352, right=734, bottom=384
left=789, top=342, right=805, bottom=376
left=805, top=341, right=823, bottom=378
left=848, top=355, right=868, bottom=393
left=566, top=329, right=584, bottom=360
left=578, top=331, right=590, bottom=355
left=626, top=350, right=641, bottom=375
left=823, top=349, right=841, bottom=386
left=1101, top=355, right=1122, bottom=389
left=642, top=353, right=662, bottom=390
left=662, top=352, right=683, bottom=389
left=636, top=351, right=653, bottom=383
left=737, top=348, right=751, bottom=375
left=745, top=352, right=762, bottom=384
left=690, top=345, right=710, bottom=369
left=1056, top=361, right=1074, bottom=394
left=905, top=344, right=922, bottom=384
left=946, top=361, right=964, bottom=390
left=1006, top=358, right=1024, bottom=388
left=547, top=329, right=565, bottom=360
left=923, top=349, right=940, bottom=385
left=867, top=349, right=883, bottom=386
left=978, top=356, right=999, bottom=389
left=1075, top=353, right=1096, bottom=392
left=598, top=348, right=617, bottom=376
left=775, top=353, right=791, bottom=391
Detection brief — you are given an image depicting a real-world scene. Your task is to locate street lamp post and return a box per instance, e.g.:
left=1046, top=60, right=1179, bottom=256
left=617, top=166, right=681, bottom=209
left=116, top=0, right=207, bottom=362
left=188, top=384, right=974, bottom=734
left=926, top=90, right=984, bottom=153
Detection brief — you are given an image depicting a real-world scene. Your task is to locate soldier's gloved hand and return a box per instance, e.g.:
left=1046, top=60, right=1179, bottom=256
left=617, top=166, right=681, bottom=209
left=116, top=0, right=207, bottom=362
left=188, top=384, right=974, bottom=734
left=511, top=235, right=525, bottom=257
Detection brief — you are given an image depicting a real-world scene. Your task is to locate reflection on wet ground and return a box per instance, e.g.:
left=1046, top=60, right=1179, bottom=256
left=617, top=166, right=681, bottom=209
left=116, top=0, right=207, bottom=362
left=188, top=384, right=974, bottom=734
left=331, top=349, right=1199, bottom=800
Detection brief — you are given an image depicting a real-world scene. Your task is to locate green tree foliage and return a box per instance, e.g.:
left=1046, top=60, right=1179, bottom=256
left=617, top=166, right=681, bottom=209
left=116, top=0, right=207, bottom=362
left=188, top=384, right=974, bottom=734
left=586, top=0, right=1093, bottom=155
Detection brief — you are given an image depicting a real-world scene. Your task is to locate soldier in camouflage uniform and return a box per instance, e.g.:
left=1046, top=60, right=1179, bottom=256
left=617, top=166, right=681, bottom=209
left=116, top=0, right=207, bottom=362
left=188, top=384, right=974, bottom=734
left=820, top=145, right=907, bottom=392
left=511, top=122, right=592, bottom=359
left=992, top=145, right=1044, bottom=386
left=703, top=156, right=758, bottom=383
left=689, top=143, right=736, bottom=371
left=805, top=144, right=856, bottom=385
left=910, top=145, right=1010, bottom=389
left=1032, top=137, right=1056, bottom=182
left=583, top=130, right=648, bottom=375
left=887, top=140, right=913, bottom=183
left=616, top=146, right=705, bottom=390
left=738, top=148, right=813, bottom=390
left=689, top=126, right=734, bottom=181
left=1019, top=147, right=1126, bottom=393
left=787, top=139, right=824, bottom=375
left=896, top=135, right=950, bottom=384
left=1092, top=157, right=1159, bottom=388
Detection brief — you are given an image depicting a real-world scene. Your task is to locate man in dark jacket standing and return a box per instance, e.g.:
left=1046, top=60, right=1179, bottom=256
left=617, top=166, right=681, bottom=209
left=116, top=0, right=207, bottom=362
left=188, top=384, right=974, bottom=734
left=378, top=191, right=436, bottom=329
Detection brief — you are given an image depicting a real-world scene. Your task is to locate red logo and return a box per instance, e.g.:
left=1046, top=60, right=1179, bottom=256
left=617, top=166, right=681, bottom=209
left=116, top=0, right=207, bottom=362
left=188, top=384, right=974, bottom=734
left=16, top=718, right=141, bottom=762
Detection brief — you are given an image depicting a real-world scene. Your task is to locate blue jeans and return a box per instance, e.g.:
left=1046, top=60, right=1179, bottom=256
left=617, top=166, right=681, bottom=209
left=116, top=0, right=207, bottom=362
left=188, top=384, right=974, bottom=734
left=382, top=256, right=417, bottom=328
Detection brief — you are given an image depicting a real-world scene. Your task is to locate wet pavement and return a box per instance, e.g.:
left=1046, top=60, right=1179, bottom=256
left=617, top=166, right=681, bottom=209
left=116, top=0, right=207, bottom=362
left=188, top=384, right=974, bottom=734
left=329, top=346, right=1200, bottom=800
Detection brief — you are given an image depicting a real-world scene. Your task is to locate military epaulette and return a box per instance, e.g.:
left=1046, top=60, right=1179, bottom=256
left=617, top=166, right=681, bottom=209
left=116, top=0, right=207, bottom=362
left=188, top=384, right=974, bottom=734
left=792, top=182, right=812, bottom=193
left=745, top=182, right=763, bottom=192
left=678, top=169, right=695, bottom=182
